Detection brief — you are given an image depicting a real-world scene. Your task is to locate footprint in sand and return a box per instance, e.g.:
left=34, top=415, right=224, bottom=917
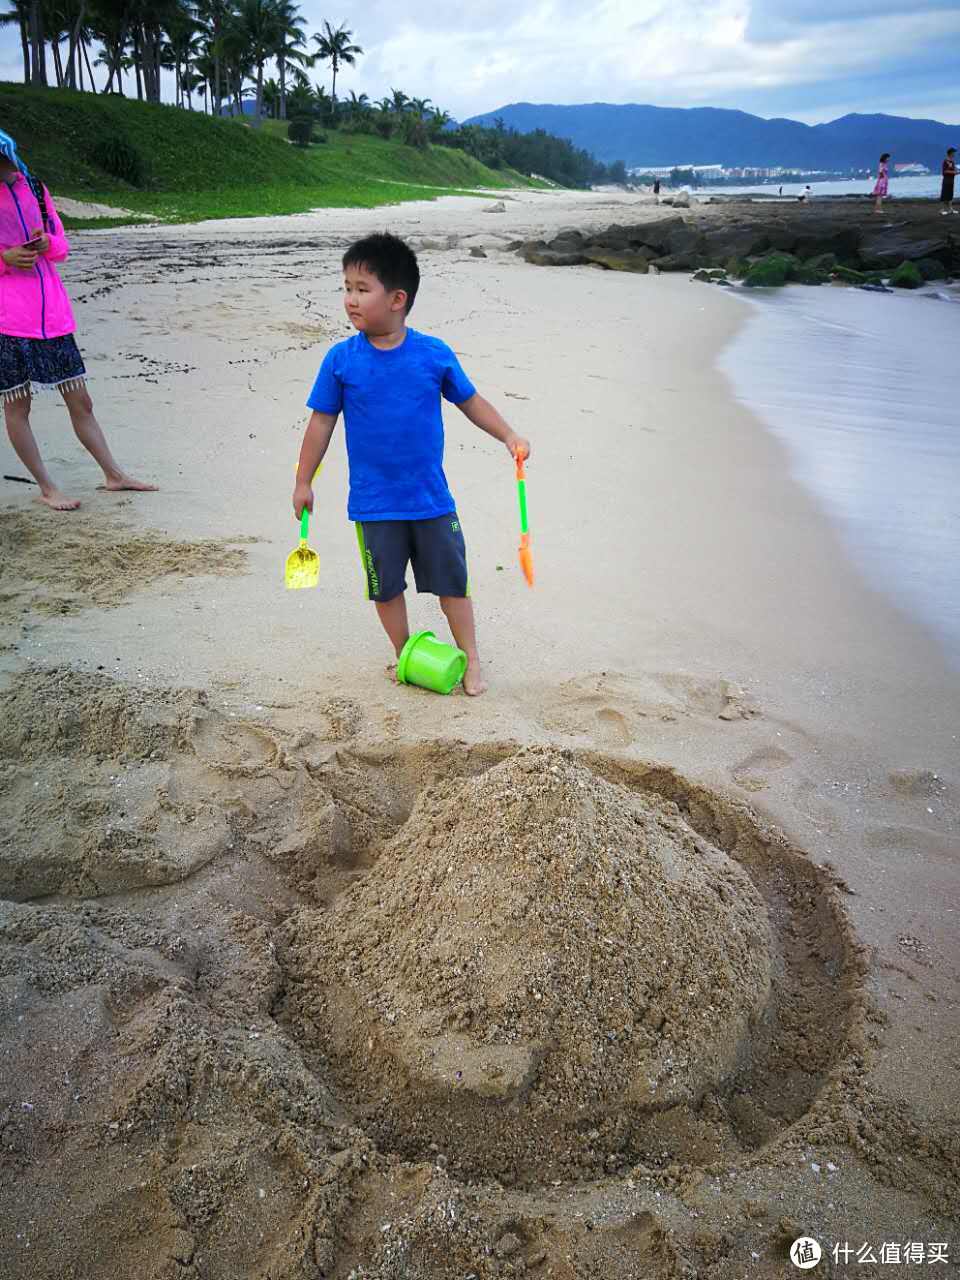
left=595, top=707, right=632, bottom=746
left=731, top=745, right=793, bottom=792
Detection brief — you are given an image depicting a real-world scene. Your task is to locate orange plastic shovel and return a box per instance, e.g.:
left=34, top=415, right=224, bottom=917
left=514, top=446, right=534, bottom=587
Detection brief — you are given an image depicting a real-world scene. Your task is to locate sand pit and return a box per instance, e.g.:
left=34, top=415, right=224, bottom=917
left=1, top=669, right=957, bottom=1279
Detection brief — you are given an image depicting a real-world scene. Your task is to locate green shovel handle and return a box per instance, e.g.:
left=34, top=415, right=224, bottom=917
left=299, top=507, right=309, bottom=541
left=516, top=477, right=528, bottom=535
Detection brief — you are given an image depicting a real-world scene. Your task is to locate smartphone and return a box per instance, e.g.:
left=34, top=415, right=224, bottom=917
left=22, top=236, right=43, bottom=250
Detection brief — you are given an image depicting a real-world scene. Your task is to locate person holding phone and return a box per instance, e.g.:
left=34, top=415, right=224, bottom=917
left=0, top=129, right=155, bottom=510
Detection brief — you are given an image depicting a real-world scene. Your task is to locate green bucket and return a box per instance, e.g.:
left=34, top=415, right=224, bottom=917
left=397, top=630, right=467, bottom=695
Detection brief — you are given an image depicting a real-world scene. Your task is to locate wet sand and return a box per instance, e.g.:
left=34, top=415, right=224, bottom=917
left=0, top=190, right=957, bottom=1278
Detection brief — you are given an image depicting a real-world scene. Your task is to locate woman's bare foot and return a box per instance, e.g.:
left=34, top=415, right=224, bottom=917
left=462, top=660, right=487, bottom=696
left=98, top=473, right=158, bottom=492
left=36, top=488, right=81, bottom=511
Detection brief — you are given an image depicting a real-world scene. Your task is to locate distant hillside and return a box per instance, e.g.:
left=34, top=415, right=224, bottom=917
left=463, top=103, right=959, bottom=171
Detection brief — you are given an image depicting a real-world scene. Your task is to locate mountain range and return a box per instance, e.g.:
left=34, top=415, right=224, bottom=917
left=462, top=103, right=959, bottom=171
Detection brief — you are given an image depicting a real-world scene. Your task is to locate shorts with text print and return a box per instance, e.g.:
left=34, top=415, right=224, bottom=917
left=355, top=513, right=469, bottom=602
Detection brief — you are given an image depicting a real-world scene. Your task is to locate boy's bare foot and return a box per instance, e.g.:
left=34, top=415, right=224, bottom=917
left=37, top=488, right=81, bottom=511
left=98, top=473, right=158, bottom=492
left=462, top=661, right=487, bottom=696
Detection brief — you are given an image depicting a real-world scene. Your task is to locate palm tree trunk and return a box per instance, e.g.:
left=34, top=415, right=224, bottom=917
left=82, top=35, right=96, bottom=92
left=253, top=61, right=263, bottom=128
left=52, top=37, right=64, bottom=88
left=133, top=30, right=143, bottom=101
left=66, top=0, right=85, bottom=89
left=28, top=1, right=46, bottom=86
left=19, top=12, right=30, bottom=85
left=279, top=54, right=286, bottom=120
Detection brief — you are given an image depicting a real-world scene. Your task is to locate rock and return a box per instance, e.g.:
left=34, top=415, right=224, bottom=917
left=666, top=224, right=705, bottom=256
left=650, top=252, right=702, bottom=272
left=583, top=249, right=649, bottom=272
left=702, top=224, right=770, bottom=263
left=469, top=246, right=487, bottom=258
left=805, top=252, right=838, bottom=272
left=522, top=248, right=588, bottom=267
left=664, top=190, right=690, bottom=207
left=724, top=256, right=750, bottom=279
left=859, top=229, right=949, bottom=269
left=692, top=269, right=728, bottom=283
left=743, top=252, right=797, bottom=288
left=858, top=282, right=893, bottom=293
left=793, top=264, right=829, bottom=285
left=792, top=222, right=860, bottom=260
left=484, top=201, right=506, bottom=213
left=890, top=260, right=923, bottom=289
left=547, top=229, right=585, bottom=250
left=915, top=256, right=947, bottom=281
left=832, top=265, right=869, bottom=285
left=589, top=216, right=684, bottom=254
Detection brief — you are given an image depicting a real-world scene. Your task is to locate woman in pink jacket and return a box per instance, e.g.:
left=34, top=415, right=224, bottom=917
left=0, top=130, right=155, bottom=510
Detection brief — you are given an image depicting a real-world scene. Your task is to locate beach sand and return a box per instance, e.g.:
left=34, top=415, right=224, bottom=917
left=0, top=190, right=957, bottom=1278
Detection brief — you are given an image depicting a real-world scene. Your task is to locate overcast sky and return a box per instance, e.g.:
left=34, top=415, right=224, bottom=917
left=3, top=0, right=959, bottom=124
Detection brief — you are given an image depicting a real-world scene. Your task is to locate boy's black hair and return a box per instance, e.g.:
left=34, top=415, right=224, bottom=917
left=342, top=233, right=419, bottom=313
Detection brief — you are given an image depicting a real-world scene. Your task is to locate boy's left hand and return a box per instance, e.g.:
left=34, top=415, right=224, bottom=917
left=29, top=228, right=50, bottom=254
left=507, top=433, right=531, bottom=462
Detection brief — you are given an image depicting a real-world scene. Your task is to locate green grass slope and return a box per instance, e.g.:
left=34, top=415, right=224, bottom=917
left=0, top=82, right=544, bottom=224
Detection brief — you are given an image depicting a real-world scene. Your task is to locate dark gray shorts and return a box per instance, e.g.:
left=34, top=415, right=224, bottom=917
left=355, top=513, right=470, bottom=602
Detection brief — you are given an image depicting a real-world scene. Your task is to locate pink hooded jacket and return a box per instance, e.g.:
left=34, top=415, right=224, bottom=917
left=0, top=172, right=74, bottom=339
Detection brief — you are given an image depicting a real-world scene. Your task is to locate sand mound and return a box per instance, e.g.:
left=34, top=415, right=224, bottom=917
left=280, top=747, right=774, bottom=1179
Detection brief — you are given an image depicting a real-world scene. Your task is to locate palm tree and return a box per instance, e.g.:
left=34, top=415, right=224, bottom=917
left=311, top=19, right=361, bottom=113
left=0, top=1, right=31, bottom=84
left=408, top=96, right=432, bottom=120
left=273, top=0, right=307, bottom=120
left=232, top=0, right=282, bottom=125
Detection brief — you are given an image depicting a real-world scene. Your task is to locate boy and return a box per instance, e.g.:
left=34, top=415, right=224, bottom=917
left=292, top=233, right=530, bottom=696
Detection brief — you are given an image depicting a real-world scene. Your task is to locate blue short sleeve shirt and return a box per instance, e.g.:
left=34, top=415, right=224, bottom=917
left=307, top=328, right=476, bottom=521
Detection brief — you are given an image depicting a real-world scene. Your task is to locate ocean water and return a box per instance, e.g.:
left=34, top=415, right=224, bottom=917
left=718, top=284, right=960, bottom=665
left=694, top=175, right=947, bottom=200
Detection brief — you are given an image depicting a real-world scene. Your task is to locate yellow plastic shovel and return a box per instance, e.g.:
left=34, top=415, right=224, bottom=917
left=284, top=508, right=320, bottom=590
left=285, top=464, right=321, bottom=590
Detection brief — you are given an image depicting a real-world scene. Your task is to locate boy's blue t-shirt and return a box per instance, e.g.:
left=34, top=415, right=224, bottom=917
left=307, top=328, right=476, bottom=521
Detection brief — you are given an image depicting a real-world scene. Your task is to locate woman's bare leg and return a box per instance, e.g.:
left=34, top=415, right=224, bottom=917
left=3, top=392, right=80, bottom=510
left=59, top=382, right=157, bottom=491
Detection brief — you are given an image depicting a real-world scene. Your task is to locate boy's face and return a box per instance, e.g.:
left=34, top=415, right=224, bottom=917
left=343, top=264, right=407, bottom=334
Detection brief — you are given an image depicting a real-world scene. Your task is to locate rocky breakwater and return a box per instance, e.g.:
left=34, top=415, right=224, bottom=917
left=516, top=205, right=960, bottom=290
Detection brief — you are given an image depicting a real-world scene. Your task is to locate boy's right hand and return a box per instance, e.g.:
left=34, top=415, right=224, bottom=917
left=292, top=483, right=314, bottom=518
left=2, top=245, right=39, bottom=270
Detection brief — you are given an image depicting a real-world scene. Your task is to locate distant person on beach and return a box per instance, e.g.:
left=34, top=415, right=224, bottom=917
left=292, top=232, right=530, bottom=696
left=0, top=131, right=155, bottom=511
left=798, top=185, right=812, bottom=202
left=653, top=179, right=661, bottom=202
left=940, top=147, right=957, bottom=215
left=778, top=185, right=783, bottom=197
left=872, top=153, right=891, bottom=212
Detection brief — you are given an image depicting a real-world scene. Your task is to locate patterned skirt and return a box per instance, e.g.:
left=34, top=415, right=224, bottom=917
left=0, top=333, right=87, bottom=403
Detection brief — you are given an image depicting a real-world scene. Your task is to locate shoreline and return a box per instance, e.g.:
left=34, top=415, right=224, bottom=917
left=1, top=190, right=957, bottom=1277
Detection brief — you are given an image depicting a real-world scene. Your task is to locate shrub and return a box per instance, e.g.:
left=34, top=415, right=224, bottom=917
left=89, top=133, right=149, bottom=187
left=287, top=117, right=313, bottom=147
